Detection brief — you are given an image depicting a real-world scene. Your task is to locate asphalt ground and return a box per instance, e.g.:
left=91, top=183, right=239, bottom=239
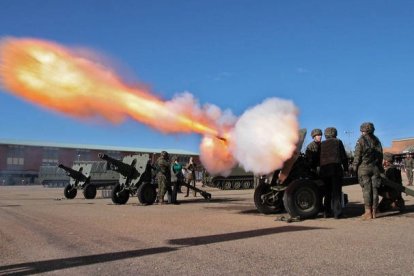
left=1, top=182, right=414, bottom=276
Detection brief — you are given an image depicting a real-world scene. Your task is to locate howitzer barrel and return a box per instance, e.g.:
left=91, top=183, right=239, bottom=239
left=343, top=175, right=414, bottom=197
left=58, top=164, right=88, bottom=182
left=98, top=153, right=138, bottom=178
left=381, top=176, right=414, bottom=197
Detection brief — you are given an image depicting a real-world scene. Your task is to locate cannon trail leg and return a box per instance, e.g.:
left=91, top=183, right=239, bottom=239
left=180, top=182, right=211, bottom=200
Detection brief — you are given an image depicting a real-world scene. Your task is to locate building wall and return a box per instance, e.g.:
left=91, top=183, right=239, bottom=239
left=0, top=145, right=7, bottom=170
left=0, top=143, right=198, bottom=185
left=24, top=147, right=43, bottom=171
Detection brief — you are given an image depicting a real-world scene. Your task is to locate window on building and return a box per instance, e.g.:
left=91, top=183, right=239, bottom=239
left=7, top=145, right=24, bottom=170
left=75, top=149, right=91, bottom=161
left=42, top=147, right=59, bottom=165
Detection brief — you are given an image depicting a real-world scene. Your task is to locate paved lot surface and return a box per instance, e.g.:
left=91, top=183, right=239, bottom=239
left=1, top=183, right=414, bottom=275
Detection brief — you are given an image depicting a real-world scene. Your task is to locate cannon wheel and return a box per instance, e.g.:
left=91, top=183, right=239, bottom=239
left=83, top=184, right=97, bottom=199
left=137, top=183, right=157, bottom=205
left=283, top=179, right=321, bottom=219
left=111, top=184, right=130, bottom=205
left=64, top=184, right=77, bottom=199
left=254, top=182, right=284, bottom=214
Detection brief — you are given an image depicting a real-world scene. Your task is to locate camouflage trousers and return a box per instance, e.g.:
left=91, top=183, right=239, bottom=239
left=157, top=174, right=171, bottom=202
left=406, top=169, right=413, bottom=185
left=358, top=166, right=381, bottom=208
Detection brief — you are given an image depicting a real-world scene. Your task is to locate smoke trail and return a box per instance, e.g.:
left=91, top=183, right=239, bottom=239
left=0, top=37, right=300, bottom=175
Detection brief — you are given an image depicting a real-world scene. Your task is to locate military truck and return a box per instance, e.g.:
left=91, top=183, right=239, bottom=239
left=254, top=129, right=414, bottom=219
left=202, top=166, right=256, bottom=190
left=38, top=165, right=70, bottom=187
left=59, top=161, right=119, bottom=199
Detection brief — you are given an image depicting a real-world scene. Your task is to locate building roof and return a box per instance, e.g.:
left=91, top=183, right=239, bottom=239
left=0, top=139, right=199, bottom=156
left=393, top=137, right=414, bottom=142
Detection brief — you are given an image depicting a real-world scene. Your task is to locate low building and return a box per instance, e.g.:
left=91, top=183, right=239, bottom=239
left=383, top=137, right=414, bottom=154
left=0, top=139, right=198, bottom=185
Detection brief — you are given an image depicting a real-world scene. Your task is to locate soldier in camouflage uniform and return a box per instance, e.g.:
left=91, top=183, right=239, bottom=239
left=156, top=151, right=171, bottom=204
left=319, top=127, right=348, bottom=219
left=402, top=153, right=414, bottom=186
left=378, top=152, right=405, bottom=212
left=352, top=122, right=383, bottom=220
left=305, top=128, right=322, bottom=177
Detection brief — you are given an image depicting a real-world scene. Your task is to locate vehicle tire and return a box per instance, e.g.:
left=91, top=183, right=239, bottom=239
left=254, top=182, right=284, bottom=214
left=111, top=183, right=129, bottom=204
left=242, top=180, right=252, bottom=189
left=283, top=179, right=321, bottom=219
left=233, top=181, right=242, bottom=189
left=223, top=181, right=232, bottom=190
left=137, top=183, right=157, bottom=205
left=64, top=184, right=77, bottom=199
left=83, top=184, right=97, bottom=199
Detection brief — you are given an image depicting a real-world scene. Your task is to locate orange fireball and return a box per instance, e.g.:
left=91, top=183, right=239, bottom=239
left=0, top=37, right=220, bottom=136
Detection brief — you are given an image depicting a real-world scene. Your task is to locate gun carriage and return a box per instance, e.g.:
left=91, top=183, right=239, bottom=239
left=59, top=161, right=119, bottom=199
left=99, top=153, right=156, bottom=205
left=254, top=129, right=414, bottom=219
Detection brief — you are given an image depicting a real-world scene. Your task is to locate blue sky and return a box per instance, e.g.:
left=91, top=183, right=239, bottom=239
left=1, top=0, right=413, bottom=153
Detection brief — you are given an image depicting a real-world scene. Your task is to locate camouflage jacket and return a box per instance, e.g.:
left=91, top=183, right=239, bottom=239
left=403, top=158, right=414, bottom=170
left=305, top=140, right=321, bottom=170
left=156, top=156, right=171, bottom=178
left=352, top=134, right=383, bottom=170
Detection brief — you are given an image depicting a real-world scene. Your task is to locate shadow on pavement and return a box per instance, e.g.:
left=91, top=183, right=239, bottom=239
left=168, top=226, right=327, bottom=246
left=1, top=225, right=327, bottom=275
left=179, top=197, right=243, bottom=204
left=0, top=247, right=177, bottom=276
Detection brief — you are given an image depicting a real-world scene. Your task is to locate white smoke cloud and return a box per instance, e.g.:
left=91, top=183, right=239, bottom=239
left=199, top=97, right=299, bottom=176
left=230, top=98, right=299, bottom=175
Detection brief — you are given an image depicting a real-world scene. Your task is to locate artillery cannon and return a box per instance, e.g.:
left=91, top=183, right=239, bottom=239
left=99, top=153, right=156, bottom=205
left=59, top=162, right=118, bottom=200
left=59, top=164, right=90, bottom=183
left=254, top=129, right=414, bottom=219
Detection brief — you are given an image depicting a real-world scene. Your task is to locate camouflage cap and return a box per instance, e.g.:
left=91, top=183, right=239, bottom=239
left=311, top=128, right=322, bottom=138
left=161, top=151, right=169, bottom=159
left=383, top=152, right=393, bottom=162
left=324, top=127, right=337, bottom=138
left=360, top=122, right=375, bottom=134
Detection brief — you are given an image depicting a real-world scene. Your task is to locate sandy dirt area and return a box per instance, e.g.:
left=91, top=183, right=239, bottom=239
left=1, top=183, right=414, bottom=275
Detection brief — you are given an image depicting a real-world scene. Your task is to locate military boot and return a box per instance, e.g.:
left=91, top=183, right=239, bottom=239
left=361, top=206, right=372, bottom=220
left=372, top=207, right=378, bottom=219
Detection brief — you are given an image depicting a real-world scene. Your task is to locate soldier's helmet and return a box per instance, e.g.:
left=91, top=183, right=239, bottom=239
left=360, top=122, right=375, bottom=134
left=383, top=152, right=393, bottom=162
left=324, top=127, right=337, bottom=138
left=311, top=128, right=322, bottom=138
left=161, top=151, right=169, bottom=159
